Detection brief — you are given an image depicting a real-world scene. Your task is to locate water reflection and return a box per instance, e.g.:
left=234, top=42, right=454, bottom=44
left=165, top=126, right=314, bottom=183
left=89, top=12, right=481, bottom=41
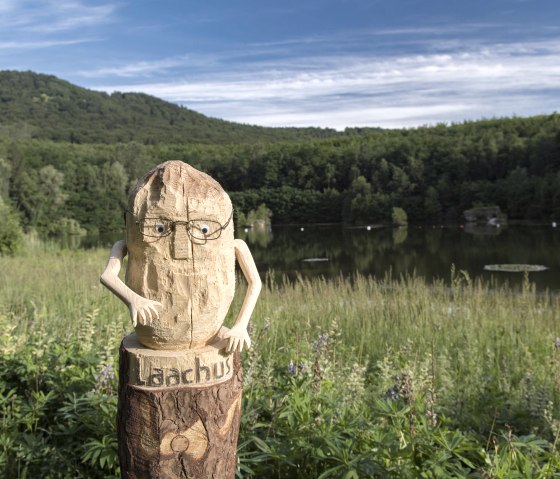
left=56, top=224, right=560, bottom=292
left=237, top=225, right=560, bottom=292
left=238, top=225, right=273, bottom=248
left=464, top=223, right=503, bottom=236
left=392, top=227, right=408, bottom=245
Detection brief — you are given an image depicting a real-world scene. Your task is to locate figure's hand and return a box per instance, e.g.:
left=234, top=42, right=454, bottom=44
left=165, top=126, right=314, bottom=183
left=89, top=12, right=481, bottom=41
left=224, top=325, right=252, bottom=353
left=129, top=295, right=163, bottom=327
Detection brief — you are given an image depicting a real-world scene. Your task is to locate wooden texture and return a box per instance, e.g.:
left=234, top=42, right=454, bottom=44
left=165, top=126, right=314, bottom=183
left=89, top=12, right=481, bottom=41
left=100, top=161, right=262, bottom=478
left=126, top=161, right=236, bottom=350
left=100, top=160, right=261, bottom=352
left=118, top=339, right=243, bottom=479
left=122, top=333, right=234, bottom=388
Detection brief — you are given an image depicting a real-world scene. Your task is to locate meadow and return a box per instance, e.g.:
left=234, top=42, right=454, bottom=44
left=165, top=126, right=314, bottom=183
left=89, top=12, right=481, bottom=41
left=1, top=241, right=560, bottom=478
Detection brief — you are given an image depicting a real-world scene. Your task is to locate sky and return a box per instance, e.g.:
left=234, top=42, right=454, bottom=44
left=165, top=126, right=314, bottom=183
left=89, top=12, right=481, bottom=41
left=1, top=0, right=559, bottom=130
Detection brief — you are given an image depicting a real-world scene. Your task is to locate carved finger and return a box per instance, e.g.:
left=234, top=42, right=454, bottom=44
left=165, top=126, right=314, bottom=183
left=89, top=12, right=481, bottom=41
left=148, top=304, right=160, bottom=319
left=138, top=309, right=147, bottom=324
left=131, top=309, right=138, bottom=327
left=228, top=337, right=239, bottom=353
left=143, top=306, right=153, bottom=324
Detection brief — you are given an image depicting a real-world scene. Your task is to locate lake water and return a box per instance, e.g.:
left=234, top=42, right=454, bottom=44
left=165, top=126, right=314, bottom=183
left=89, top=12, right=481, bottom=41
left=78, top=223, right=560, bottom=292
left=236, top=224, right=560, bottom=292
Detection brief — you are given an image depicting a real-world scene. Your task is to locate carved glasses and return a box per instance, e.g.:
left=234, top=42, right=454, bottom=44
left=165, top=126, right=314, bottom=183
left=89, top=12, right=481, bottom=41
left=126, top=210, right=233, bottom=241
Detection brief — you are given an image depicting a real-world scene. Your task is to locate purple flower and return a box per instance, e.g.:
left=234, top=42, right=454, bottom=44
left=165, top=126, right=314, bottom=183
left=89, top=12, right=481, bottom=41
left=97, top=364, right=115, bottom=382
left=287, top=361, right=297, bottom=376
left=312, top=334, right=329, bottom=354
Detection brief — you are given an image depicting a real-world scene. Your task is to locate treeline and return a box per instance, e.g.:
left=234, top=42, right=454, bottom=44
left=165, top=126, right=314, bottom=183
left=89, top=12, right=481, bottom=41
left=0, top=114, right=559, bottom=244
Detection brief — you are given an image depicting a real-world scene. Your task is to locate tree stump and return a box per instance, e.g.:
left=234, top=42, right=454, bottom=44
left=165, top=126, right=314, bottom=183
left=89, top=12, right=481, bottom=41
left=118, top=334, right=243, bottom=479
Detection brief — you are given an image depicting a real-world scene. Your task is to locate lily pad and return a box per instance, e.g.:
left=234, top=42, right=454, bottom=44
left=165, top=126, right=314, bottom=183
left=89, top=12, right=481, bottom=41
left=484, top=264, right=548, bottom=273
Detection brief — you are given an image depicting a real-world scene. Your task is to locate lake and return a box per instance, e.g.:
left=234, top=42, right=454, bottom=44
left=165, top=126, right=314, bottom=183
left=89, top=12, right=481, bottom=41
left=236, top=224, right=560, bottom=292
left=76, top=223, right=560, bottom=292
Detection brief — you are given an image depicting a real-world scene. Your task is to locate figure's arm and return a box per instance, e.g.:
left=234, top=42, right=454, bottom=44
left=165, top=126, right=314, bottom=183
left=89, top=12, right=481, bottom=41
left=100, top=240, right=162, bottom=327
left=224, top=239, right=262, bottom=353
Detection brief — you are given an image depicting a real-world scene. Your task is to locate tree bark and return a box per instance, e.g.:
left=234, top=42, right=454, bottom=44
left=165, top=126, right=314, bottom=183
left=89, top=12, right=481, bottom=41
left=118, top=336, right=243, bottom=479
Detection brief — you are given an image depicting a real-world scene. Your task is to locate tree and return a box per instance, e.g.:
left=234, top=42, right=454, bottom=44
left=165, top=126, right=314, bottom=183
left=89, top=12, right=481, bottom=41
left=423, top=186, right=443, bottom=223
left=0, top=156, right=11, bottom=200
left=392, top=207, right=408, bottom=226
left=15, top=165, right=67, bottom=230
left=0, top=197, right=23, bottom=255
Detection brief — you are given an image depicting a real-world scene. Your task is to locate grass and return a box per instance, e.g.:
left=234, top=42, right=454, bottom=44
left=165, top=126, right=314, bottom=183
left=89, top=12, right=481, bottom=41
left=1, top=247, right=560, bottom=477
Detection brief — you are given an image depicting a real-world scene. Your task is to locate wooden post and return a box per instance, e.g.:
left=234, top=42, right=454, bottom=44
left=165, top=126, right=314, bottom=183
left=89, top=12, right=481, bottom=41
left=117, top=334, right=243, bottom=478
left=101, top=161, right=262, bottom=479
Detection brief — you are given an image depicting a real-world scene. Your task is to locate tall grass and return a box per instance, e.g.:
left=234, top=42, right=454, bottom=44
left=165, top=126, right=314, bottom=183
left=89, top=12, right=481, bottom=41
left=1, top=249, right=560, bottom=477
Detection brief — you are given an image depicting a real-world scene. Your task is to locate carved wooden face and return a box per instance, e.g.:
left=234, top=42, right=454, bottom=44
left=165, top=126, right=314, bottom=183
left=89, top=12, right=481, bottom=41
left=126, top=193, right=234, bottom=261
left=125, top=161, right=236, bottom=350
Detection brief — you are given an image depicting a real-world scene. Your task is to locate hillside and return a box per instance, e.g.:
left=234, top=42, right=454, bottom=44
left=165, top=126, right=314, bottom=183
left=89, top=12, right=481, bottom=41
left=0, top=71, right=338, bottom=144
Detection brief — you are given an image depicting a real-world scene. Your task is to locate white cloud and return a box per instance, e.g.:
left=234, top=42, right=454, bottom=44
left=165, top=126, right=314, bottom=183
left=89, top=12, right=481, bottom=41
left=89, top=38, right=560, bottom=129
left=0, top=0, right=117, bottom=33
left=0, top=1, right=116, bottom=55
left=27, top=1, right=117, bottom=33
left=77, top=56, right=195, bottom=78
left=0, top=38, right=96, bottom=50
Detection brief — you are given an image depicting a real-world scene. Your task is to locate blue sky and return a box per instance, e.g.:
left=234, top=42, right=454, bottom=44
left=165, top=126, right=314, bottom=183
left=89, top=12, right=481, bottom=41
left=1, top=0, right=559, bottom=129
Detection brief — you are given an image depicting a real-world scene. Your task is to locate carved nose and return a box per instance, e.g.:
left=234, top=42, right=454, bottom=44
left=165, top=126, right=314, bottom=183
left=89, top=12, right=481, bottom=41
left=172, top=225, right=191, bottom=260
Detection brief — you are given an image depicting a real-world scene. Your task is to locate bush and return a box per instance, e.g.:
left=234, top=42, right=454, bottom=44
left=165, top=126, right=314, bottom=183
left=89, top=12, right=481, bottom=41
left=391, top=206, right=408, bottom=226
left=0, top=198, right=24, bottom=255
left=48, top=217, right=87, bottom=236
left=0, top=311, right=121, bottom=478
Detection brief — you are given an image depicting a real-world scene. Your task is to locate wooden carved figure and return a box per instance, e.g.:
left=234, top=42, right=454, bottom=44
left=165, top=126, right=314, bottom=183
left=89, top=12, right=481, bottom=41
left=100, top=161, right=261, bottom=479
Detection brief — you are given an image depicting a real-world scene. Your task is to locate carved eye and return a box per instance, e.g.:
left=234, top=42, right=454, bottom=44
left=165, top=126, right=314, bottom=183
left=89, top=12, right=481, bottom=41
left=154, top=223, right=167, bottom=235
left=189, top=220, right=221, bottom=240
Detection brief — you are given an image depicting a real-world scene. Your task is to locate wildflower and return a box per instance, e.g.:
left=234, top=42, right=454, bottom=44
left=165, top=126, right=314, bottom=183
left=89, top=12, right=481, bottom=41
left=100, top=364, right=115, bottom=381
left=426, top=408, right=438, bottom=427
left=95, top=363, right=116, bottom=393
left=385, top=373, right=414, bottom=403
left=287, top=361, right=297, bottom=376
left=312, top=334, right=329, bottom=354
left=385, top=385, right=399, bottom=401
left=426, top=387, right=437, bottom=427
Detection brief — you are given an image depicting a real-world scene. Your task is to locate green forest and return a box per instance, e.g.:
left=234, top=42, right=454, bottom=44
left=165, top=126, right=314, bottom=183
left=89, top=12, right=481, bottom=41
left=1, top=71, right=560, bottom=249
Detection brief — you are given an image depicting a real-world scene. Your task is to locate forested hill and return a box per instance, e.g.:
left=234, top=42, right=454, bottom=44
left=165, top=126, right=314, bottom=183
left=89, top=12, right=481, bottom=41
left=0, top=71, right=337, bottom=144
left=1, top=69, right=560, bottom=242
